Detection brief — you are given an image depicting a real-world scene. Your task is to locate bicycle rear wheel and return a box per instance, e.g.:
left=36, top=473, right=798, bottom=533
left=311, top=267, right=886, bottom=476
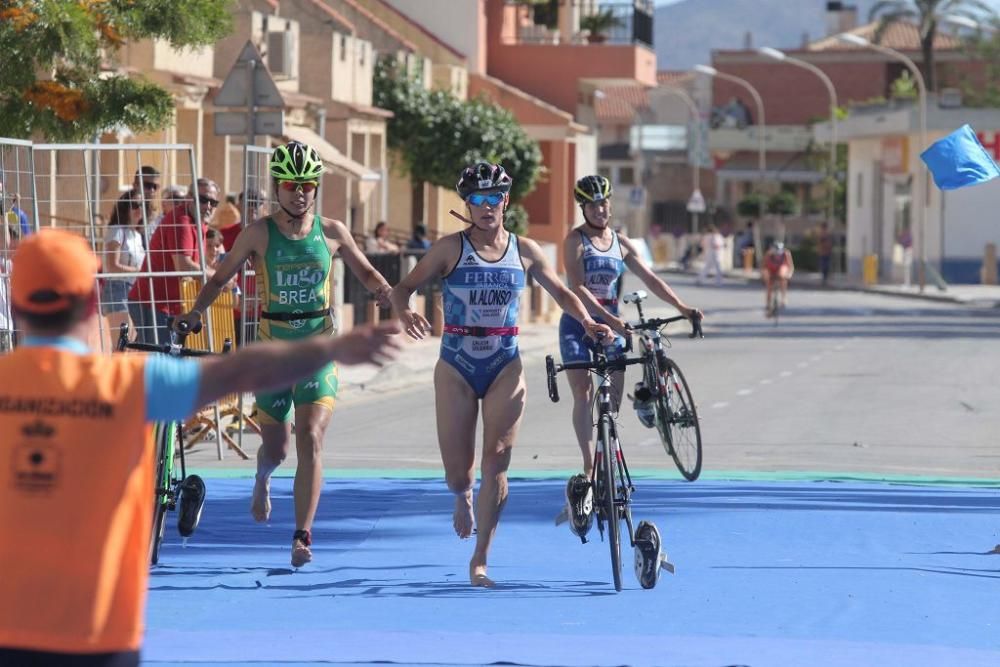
left=655, top=358, right=703, bottom=481
left=149, top=422, right=175, bottom=565
left=598, top=415, right=623, bottom=591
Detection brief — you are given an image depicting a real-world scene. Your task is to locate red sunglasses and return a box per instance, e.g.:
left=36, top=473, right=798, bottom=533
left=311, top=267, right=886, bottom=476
left=278, top=180, right=318, bottom=193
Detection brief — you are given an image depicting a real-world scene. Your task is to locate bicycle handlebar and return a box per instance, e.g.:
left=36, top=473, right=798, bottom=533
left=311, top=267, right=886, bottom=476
left=116, top=318, right=226, bottom=357
left=545, top=355, right=559, bottom=402
left=545, top=353, right=645, bottom=404
left=628, top=313, right=704, bottom=339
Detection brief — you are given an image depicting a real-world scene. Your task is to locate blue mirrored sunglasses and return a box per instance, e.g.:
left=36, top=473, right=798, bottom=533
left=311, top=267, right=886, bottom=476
left=467, top=192, right=505, bottom=207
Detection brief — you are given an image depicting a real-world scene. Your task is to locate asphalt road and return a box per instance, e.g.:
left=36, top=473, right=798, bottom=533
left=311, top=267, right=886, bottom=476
left=189, top=273, right=1000, bottom=480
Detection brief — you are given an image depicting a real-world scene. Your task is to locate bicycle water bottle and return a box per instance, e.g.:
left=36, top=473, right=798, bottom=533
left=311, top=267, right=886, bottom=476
left=633, top=382, right=655, bottom=428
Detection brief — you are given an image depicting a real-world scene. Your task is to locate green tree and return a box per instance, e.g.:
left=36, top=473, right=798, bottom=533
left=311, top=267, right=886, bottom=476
left=953, top=15, right=1000, bottom=106
left=736, top=192, right=766, bottom=218
left=868, top=0, right=996, bottom=91
left=767, top=191, right=797, bottom=216
left=805, top=142, right=848, bottom=224
left=373, top=57, right=543, bottom=219
left=0, top=0, right=233, bottom=141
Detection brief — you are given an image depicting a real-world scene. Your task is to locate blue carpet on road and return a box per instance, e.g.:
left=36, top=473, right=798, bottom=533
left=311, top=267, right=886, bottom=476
left=143, top=477, right=1000, bottom=666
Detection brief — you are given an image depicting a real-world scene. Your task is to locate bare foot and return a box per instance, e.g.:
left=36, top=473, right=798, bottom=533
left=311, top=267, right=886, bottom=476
left=250, top=475, right=271, bottom=523
left=470, top=562, right=494, bottom=588
left=453, top=491, right=474, bottom=539
left=291, top=534, right=312, bottom=568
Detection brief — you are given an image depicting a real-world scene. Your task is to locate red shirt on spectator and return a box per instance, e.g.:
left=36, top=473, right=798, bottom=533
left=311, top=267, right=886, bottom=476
left=129, top=204, right=201, bottom=315
left=219, top=223, right=242, bottom=252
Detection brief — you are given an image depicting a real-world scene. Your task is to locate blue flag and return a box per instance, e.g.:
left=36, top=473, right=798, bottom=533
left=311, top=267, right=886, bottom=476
left=920, top=124, right=1000, bottom=191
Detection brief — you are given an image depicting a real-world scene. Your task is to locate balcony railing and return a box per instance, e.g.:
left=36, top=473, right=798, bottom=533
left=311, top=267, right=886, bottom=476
left=503, top=0, right=654, bottom=48
left=600, top=1, right=653, bottom=48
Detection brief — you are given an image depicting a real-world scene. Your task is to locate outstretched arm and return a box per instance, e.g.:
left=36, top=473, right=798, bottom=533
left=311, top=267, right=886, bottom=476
left=324, top=218, right=393, bottom=306
left=176, top=222, right=263, bottom=331
left=195, top=321, right=403, bottom=407
left=620, top=235, right=699, bottom=319
left=520, top=237, right=613, bottom=341
left=389, top=234, right=459, bottom=340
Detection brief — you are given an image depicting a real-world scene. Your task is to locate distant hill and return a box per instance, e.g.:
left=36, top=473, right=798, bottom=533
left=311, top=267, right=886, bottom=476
left=655, top=0, right=881, bottom=70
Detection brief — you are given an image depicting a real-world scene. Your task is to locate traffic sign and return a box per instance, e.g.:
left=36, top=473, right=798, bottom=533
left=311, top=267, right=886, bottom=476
left=215, top=40, right=284, bottom=108
left=629, top=186, right=645, bottom=208
left=687, top=189, right=706, bottom=213
left=214, top=111, right=285, bottom=137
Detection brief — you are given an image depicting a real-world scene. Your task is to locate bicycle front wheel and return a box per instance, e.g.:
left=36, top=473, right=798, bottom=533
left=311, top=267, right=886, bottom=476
left=655, top=358, right=703, bottom=481
left=149, top=422, right=176, bottom=565
left=598, top=415, right=623, bottom=591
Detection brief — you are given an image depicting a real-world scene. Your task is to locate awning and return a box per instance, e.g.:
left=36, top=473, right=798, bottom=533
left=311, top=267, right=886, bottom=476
left=283, top=125, right=381, bottom=192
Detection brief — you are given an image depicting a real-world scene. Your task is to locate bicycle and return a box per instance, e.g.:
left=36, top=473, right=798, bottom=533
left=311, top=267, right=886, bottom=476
left=117, top=320, right=230, bottom=565
left=546, top=342, right=673, bottom=591
left=623, top=290, right=704, bottom=481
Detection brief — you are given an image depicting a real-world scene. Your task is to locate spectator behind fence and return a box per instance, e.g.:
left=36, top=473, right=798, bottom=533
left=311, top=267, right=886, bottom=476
left=101, top=191, right=147, bottom=348
left=132, top=166, right=160, bottom=217
left=407, top=223, right=432, bottom=251
left=128, top=178, right=220, bottom=344
left=214, top=193, right=241, bottom=235
left=150, top=185, right=187, bottom=234
left=6, top=194, right=30, bottom=237
left=204, top=227, right=240, bottom=311
left=0, top=223, right=18, bottom=352
left=365, top=221, right=400, bottom=254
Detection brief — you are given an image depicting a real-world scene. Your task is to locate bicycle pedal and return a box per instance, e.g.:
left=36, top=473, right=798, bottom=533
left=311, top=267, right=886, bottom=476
left=659, top=554, right=675, bottom=574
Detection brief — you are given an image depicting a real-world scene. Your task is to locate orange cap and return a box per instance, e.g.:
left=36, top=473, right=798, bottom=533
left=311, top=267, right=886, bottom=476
left=11, top=229, right=100, bottom=314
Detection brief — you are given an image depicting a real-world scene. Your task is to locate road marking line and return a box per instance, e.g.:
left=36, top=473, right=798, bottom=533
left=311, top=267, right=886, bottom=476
left=797, top=362, right=808, bottom=368
left=711, top=401, right=730, bottom=409
left=759, top=379, right=772, bottom=385
left=737, top=389, right=753, bottom=396
left=780, top=371, right=793, bottom=377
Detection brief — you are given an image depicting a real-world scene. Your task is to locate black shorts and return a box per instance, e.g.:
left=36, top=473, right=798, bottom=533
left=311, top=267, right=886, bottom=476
left=0, top=647, right=139, bottom=667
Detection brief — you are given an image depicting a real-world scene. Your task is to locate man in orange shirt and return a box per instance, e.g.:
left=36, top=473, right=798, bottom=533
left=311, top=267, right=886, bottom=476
left=0, top=230, right=401, bottom=666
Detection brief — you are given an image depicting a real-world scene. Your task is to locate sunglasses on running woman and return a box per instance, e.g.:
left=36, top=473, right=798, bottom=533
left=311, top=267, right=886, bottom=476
left=278, top=180, right=318, bottom=194
left=467, top=192, right=505, bottom=207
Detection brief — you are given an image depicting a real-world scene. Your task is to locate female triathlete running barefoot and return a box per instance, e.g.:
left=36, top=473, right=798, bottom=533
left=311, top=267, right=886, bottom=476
left=389, top=163, right=614, bottom=587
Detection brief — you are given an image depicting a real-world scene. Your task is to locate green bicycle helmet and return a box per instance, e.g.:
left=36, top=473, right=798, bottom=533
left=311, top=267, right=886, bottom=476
left=269, top=141, right=325, bottom=181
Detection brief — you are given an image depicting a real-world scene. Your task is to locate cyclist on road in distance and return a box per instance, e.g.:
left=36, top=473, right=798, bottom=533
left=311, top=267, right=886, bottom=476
left=561, top=175, right=701, bottom=538
left=388, top=162, right=615, bottom=587
left=0, top=230, right=401, bottom=667
left=174, top=141, right=394, bottom=568
left=762, top=240, right=794, bottom=316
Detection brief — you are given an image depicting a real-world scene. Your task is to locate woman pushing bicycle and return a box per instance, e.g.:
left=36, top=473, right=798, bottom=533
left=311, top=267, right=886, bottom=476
left=560, top=175, right=701, bottom=537
left=389, top=162, right=614, bottom=587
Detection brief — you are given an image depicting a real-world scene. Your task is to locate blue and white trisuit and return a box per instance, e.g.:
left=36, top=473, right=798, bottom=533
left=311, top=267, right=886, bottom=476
left=559, top=229, right=627, bottom=363
left=440, top=232, right=526, bottom=398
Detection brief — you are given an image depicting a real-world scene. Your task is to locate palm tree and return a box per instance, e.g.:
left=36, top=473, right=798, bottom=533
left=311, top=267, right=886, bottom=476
left=868, top=0, right=995, bottom=91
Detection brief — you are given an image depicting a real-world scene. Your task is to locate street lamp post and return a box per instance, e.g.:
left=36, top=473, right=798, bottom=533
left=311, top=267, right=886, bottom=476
left=694, top=64, right=767, bottom=259
left=660, top=85, right=704, bottom=234
left=758, top=47, right=839, bottom=229
left=693, top=65, right=767, bottom=195
left=837, top=32, right=929, bottom=291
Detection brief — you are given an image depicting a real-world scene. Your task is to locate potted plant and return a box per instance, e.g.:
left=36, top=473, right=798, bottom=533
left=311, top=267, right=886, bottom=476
left=579, top=8, right=623, bottom=43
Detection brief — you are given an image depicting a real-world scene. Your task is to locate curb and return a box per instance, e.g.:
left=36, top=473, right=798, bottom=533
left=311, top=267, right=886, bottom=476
left=653, top=264, right=1000, bottom=307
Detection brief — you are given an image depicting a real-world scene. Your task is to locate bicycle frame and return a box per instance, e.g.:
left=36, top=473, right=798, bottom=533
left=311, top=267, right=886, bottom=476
left=590, top=348, right=636, bottom=548
left=546, top=345, right=646, bottom=590
left=117, top=321, right=227, bottom=563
